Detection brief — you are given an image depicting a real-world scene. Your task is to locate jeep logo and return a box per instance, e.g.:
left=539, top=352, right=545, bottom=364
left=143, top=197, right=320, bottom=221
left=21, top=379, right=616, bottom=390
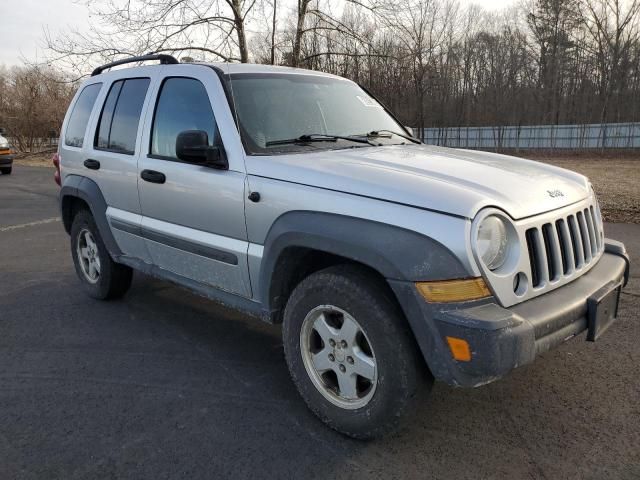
left=547, top=189, right=565, bottom=198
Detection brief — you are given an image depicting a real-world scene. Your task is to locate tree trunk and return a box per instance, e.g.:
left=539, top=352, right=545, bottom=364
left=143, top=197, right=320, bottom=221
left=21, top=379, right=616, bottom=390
left=292, top=0, right=311, bottom=67
left=231, top=0, right=249, bottom=63
left=271, top=0, right=277, bottom=65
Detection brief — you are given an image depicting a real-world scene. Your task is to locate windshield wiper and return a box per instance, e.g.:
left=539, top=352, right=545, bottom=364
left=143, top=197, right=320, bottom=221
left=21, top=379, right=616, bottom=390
left=265, top=134, right=373, bottom=147
left=363, top=130, right=422, bottom=144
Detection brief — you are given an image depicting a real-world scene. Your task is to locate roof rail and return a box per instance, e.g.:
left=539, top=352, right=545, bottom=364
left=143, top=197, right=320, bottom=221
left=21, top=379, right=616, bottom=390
left=91, top=53, right=179, bottom=76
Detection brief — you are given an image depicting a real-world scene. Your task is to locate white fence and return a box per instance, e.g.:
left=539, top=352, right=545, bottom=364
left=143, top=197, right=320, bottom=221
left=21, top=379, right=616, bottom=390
left=422, top=122, right=640, bottom=149
left=7, top=125, right=640, bottom=151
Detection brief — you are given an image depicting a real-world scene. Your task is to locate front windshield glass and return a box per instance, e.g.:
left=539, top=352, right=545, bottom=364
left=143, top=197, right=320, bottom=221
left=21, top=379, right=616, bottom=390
left=229, top=73, right=406, bottom=154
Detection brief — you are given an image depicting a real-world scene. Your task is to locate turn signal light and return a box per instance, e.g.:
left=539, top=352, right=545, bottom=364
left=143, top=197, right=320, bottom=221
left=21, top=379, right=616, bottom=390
left=415, top=278, right=491, bottom=303
left=446, top=337, right=472, bottom=362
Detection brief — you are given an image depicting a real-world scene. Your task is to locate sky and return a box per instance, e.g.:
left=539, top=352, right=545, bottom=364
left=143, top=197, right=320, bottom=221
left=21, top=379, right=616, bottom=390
left=0, top=0, right=519, bottom=67
left=0, top=0, right=90, bottom=66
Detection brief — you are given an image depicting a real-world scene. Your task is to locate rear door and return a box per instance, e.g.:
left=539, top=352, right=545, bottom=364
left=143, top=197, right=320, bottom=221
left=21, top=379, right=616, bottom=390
left=137, top=65, right=251, bottom=297
left=83, top=70, right=159, bottom=262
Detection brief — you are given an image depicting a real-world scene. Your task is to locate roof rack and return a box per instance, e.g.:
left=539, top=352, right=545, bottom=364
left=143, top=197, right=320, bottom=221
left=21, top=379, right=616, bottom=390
left=91, top=53, right=179, bottom=76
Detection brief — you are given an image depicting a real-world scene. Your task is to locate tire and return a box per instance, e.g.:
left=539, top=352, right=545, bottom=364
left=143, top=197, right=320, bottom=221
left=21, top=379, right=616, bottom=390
left=70, top=209, right=133, bottom=300
left=282, top=265, right=431, bottom=439
left=0, top=167, right=11, bottom=174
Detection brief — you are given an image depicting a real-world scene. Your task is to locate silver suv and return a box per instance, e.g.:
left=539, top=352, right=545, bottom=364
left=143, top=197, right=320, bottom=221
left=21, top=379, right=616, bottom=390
left=56, top=54, right=630, bottom=438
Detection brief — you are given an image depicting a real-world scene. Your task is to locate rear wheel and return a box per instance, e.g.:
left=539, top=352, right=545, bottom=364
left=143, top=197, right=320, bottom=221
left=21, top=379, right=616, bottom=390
left=0, top=167, right=11, bottom=175
left=70, top=209, right=132, bottom=300
left=282, top=265, right=430, bottom=439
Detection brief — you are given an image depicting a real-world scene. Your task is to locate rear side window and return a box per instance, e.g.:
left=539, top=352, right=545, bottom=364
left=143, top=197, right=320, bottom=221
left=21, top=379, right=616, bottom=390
left=95, top=81, right=123, bottom=149
left=95, top=78, right=150, bottom=154
left=150, top=77, right=218, bottom=159
left=65, top=83, right=102, bottom=147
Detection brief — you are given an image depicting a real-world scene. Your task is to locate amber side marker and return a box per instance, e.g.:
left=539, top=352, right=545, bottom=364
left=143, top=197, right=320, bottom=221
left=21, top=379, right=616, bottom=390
left=446, top=337, right=472, bottom=362
left=415, top=278, right=491, bottom=303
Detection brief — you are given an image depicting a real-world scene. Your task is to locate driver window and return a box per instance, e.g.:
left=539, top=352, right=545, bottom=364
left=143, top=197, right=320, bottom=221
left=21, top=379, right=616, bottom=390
left=151, top=77, right=218, bottom=159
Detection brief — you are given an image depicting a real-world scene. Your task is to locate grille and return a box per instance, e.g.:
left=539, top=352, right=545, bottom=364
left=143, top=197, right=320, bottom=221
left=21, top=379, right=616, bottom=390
left=525, top=205, right=603, bottom=288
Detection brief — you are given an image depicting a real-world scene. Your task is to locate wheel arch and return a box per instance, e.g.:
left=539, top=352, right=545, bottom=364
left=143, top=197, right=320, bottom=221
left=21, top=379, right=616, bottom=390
left=258, top=211, right=469, bottom=323
left=59, top=174, right=122, bottom=257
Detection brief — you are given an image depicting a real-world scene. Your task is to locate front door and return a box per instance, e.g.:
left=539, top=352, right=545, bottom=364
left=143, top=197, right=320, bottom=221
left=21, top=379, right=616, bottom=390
left=137, top=66, right=250, bottom=297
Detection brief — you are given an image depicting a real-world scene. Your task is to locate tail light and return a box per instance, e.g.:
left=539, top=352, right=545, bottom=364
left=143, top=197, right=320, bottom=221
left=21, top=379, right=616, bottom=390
left=52, top=153, right=61, bottom=186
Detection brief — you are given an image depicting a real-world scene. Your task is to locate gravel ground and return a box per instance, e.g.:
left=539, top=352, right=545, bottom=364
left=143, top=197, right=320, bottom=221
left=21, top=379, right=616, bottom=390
left=526, top=154, right=640, bottom=224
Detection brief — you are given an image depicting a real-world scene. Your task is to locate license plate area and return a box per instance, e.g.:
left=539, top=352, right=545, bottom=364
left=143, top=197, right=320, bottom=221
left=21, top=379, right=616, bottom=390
left=587, top=282, right=621, bottom=342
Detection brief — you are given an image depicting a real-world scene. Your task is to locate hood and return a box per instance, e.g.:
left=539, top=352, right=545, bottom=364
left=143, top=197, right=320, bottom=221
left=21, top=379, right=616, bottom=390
left=245, top=144, right=590, bottom=220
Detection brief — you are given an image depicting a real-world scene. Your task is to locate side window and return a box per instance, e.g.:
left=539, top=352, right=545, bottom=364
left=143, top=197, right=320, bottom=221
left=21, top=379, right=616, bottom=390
left=65, top=83, right=102, bottom=147
left=94, top=78, right=150, bottom=154
left=95, top=80, right=123, bottom=149
left=151, top=77, right=218, bottom=159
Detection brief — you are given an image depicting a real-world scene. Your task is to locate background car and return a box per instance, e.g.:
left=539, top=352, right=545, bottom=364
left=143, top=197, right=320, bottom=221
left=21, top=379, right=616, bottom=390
left=0, top=132, right=14, bottom=175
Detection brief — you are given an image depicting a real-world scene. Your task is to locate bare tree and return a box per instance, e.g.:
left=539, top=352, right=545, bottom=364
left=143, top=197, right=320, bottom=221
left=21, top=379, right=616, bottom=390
left=581, top=0, right=640, bottom=123
left=271, top=0, right=278, bottom=64
left=527, top=0, right=581, bottom=123
left=0, top=66, right=74, bottom=152
left=378, top=0, right=458, bottom=137
left=35, top=0, right=640, bottom=133
left=44, top=0, right=260, bottom=76
left=292, top=0, right=313, bottom=67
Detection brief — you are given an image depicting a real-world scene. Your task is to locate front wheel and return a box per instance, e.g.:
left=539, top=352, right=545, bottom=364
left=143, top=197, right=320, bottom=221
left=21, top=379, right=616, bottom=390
left=0, top=167, right=11, bottom=175
left=70, top=209, right=133, bottom=300
left=282, top=265, right=430, bottom=439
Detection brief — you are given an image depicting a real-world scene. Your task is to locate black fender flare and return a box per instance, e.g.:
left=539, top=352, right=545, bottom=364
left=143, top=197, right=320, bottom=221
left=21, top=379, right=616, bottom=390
left=257, top=211, right=469, bottom=312
left=59, top=174, right=122, bottom=257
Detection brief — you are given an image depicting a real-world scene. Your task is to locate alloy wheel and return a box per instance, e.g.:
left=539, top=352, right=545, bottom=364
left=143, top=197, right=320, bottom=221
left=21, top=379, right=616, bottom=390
left=300, top=305, right=377, bottom=409
left=76, top=228, right=101, bottom=284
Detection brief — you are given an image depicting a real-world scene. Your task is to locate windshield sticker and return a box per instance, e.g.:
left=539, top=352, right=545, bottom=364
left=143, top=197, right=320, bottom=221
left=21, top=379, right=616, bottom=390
left=356, top=95, right=383, bottom=108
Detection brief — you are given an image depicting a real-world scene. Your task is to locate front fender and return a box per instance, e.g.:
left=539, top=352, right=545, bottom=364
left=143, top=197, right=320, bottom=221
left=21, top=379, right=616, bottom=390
left=257, top=211, right=470, bottom=310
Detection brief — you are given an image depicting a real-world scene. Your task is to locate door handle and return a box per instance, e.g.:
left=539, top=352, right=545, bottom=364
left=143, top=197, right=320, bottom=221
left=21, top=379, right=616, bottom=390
left=84, top=159, right=100, bottom=170
left=141, top=169, right=166, bottom=184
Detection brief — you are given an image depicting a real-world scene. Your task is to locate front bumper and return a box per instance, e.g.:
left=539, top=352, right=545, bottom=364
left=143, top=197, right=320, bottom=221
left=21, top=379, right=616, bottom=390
left=389, top=239, right=630, bottom=387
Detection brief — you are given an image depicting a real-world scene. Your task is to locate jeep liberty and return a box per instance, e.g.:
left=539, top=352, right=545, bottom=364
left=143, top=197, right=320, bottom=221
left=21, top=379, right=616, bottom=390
left=55, top=54, right=630, bottom=438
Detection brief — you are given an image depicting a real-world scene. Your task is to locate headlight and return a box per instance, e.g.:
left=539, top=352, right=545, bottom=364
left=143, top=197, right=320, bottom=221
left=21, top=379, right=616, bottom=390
left=477, top=215, right=508, bottom=270
left=0, top=141, right=8, bottom=149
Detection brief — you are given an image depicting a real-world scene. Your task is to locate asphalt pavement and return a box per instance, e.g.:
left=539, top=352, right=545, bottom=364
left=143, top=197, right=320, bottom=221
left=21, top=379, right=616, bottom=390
left=1, top=165, right=639, bottom=479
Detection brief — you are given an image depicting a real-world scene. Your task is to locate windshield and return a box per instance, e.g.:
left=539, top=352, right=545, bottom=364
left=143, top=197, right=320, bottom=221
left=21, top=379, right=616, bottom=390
left=228, top=73, right=407, bottom=154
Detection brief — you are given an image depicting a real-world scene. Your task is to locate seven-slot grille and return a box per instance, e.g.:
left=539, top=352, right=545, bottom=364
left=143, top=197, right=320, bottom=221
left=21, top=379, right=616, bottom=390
left=525, top=204, right=603, bottom=288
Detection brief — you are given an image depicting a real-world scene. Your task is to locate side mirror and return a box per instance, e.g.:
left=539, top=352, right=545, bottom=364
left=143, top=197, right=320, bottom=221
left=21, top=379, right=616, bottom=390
left=176, top=130, right=228, bottom=169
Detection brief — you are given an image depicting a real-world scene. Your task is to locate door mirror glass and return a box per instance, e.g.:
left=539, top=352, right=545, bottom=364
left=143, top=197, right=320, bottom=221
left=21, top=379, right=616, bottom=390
left=176, top=130, right=227, bottom=169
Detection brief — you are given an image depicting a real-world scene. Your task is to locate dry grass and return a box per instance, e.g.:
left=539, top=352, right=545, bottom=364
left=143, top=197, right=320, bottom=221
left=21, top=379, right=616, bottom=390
left=14, top=152, right=55, bottom=168
left=14, top=150, right=640, bottom=223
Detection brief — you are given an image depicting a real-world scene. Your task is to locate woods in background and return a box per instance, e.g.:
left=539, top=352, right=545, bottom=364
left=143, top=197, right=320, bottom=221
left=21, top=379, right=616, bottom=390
left=0, top=67, right=74, bottom=152
left=25, top=0, right=640, bottom=141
